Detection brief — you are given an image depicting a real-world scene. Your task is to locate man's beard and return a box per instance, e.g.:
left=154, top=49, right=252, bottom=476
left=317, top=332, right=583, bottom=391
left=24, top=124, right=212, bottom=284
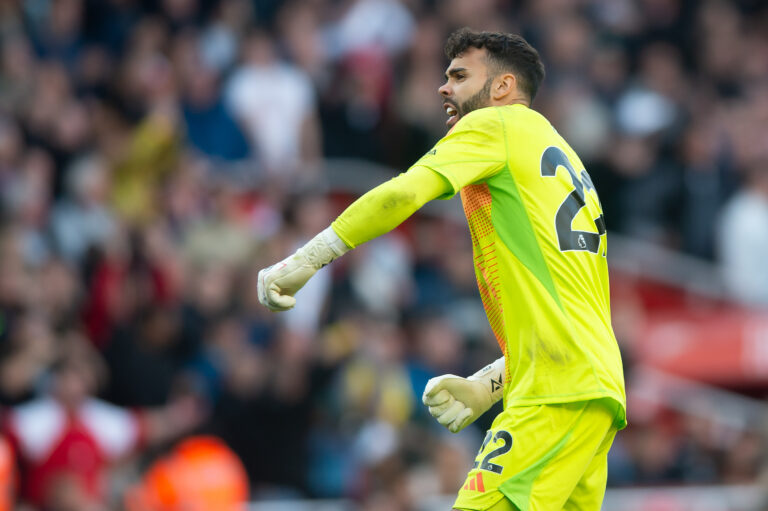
left=458, top=77, right=493, bottom=118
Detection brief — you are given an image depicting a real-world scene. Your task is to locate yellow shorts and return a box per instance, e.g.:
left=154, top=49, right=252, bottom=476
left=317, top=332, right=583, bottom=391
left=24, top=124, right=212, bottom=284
left=454, top=399, right=617, bottom=511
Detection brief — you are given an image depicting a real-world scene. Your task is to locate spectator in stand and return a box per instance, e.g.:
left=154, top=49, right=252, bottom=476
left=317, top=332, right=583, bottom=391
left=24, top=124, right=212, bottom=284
left=275, top=1, right=329, bottom=89
left=50, top=155, right=117, bottom=265
left=225, top=29, right=321, bottom=182
left=2, top=336, right=203, bottom=511
left=326, top=0, right=414, bottom=60
left=717, top=159, right=768, bottom=306
left=26, top=0, right=84, bottom=67
left=319, top=48, right=400, bottom=166
left=175, top=30, right=250, bottom=162
left=2, top=148, right=54, bottom=268
left=677, top=120, right=734, bottom=260
left=0, top=35, right=36, bottom=115
left=0, top=312, right=57, bottom=406
left=124, top=435, right=249, bottom=511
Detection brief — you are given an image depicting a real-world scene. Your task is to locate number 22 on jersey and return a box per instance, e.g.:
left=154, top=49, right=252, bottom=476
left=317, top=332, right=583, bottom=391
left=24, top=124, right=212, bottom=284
left=540, top=146, right=606, bottom=256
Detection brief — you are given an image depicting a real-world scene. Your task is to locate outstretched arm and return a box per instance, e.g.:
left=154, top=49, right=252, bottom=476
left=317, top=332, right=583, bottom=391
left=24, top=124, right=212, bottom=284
left=257, top=165, right=451, bottom=311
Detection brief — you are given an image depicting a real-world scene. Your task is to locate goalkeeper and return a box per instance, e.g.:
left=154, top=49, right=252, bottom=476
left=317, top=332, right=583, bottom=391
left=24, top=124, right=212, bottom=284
left=258, top=28, right=625, bottom=511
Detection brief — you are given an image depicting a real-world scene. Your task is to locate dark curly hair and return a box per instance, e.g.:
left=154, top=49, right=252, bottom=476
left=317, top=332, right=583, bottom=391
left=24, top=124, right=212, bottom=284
left=445, top=28, right=545, bottom=102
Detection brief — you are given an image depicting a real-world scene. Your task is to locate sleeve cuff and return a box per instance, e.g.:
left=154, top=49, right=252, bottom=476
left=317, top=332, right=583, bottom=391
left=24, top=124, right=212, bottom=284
left=331, top=222, right=357, bottom=249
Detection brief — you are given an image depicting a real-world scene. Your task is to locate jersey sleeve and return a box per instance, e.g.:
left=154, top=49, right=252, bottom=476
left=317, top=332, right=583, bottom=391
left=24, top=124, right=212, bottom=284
left=409, top=107, right=507, bottom=197
left=331, top=165, right=451, bottom=248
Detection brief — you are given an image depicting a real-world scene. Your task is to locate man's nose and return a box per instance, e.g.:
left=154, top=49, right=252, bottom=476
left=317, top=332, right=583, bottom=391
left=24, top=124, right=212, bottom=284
left=438, top=82, right=451, bottom=97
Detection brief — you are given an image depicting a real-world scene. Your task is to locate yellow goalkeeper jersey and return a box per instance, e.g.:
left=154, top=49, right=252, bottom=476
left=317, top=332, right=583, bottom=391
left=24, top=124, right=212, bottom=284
left=411, top=104, right=626, bottom=428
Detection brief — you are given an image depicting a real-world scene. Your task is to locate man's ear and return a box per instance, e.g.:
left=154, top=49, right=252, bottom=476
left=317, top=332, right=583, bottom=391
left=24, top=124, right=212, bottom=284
left=492, top=73, right=517, bottom=101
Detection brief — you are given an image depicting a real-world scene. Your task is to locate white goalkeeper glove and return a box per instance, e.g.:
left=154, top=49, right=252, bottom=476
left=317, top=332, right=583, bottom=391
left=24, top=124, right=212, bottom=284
left=258, top=227, right=350, bottom=311
left=422, top=357, right=505, bottom=433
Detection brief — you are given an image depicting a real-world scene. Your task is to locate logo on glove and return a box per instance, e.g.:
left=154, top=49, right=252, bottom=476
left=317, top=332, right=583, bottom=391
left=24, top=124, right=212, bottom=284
left=491, top=374, right=503, bottom=393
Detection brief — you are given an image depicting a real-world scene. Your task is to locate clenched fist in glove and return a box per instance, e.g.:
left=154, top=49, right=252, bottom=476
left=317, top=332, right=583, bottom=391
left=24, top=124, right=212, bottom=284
left=258, top=227, right=350, bottom=311
left=422, top=357, right=505, bottom=433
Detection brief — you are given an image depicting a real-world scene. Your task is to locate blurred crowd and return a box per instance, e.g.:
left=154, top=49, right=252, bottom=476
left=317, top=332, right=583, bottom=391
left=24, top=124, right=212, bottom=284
left=1, top=0, right=768, bottom=509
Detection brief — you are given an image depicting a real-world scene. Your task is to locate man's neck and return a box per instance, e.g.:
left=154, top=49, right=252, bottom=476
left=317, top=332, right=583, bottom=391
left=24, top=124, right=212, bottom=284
left=491, top=97, right=529, bottom=108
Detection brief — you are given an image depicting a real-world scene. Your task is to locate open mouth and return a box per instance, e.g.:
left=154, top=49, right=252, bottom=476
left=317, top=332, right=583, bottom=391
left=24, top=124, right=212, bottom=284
left=444, top=102, right=458, bottom=126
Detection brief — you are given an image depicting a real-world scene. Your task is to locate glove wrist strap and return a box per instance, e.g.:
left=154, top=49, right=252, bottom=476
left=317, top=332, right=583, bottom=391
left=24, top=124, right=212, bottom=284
left=297, top=226, right=351, bottom=269
left=467, top=356, right=505, bottom=404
